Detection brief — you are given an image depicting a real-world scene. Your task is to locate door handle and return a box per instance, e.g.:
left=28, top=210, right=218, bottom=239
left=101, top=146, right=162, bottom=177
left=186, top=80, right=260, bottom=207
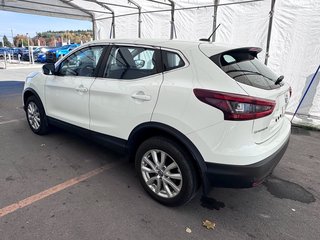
left=75, top=86, right=88, bottom=93
left=131, top=92, right=151, bottom=101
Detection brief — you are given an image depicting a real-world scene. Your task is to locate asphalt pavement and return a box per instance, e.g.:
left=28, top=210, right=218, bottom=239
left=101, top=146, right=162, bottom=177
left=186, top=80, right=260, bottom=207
left=0, top=77, right=319, bottom=240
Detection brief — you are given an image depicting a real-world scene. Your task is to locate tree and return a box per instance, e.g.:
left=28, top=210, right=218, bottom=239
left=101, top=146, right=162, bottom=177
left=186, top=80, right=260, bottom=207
left=48, top=36, right=56, bottom=47
left=3, top=35, right=12, bottom=47
left=13, top=34, right=34, bottom=47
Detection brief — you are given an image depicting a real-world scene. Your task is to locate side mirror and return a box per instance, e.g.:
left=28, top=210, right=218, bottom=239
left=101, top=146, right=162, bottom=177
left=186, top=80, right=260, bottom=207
left=42, top=63, right=56, bottom=75
left=135, top=59, right=145, bottom=69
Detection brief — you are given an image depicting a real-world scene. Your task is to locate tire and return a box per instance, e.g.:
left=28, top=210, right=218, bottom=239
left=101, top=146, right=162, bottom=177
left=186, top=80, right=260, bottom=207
left=135, top=136, right=198, bottom=207
left=25, top=95, right=49, bottom=135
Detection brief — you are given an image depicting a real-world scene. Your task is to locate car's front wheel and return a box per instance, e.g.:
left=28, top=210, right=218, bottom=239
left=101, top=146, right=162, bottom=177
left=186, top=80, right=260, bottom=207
left=135, top=136, right=198, bottom=206
left=25, top=96, right=49, bottom=135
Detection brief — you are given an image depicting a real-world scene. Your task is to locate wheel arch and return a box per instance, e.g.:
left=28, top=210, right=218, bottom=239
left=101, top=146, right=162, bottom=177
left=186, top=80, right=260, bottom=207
left=23, top=88, right=44, bottom=111
left=128, top=122, right=209, bottom=192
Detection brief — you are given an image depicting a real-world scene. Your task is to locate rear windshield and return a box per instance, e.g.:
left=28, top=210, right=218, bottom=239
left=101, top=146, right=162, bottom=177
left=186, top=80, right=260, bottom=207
left=210, top=50, right=281, bottom=90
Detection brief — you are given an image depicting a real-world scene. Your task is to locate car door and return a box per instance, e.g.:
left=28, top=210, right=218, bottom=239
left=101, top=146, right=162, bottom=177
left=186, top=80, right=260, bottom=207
left=45, top=45, right=105, bottom=129
left=89, top=45, right=163, bottom=139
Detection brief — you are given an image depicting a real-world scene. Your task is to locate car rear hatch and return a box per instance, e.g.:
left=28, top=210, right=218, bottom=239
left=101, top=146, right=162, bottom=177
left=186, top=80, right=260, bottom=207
left=242, top=81, right=290, bottom=144
left=201, top=46, right=290, bottom=144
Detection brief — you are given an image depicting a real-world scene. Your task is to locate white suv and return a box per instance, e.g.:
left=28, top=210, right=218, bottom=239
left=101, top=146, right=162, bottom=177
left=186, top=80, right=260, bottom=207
left=23, top=39, right=291, bottom=206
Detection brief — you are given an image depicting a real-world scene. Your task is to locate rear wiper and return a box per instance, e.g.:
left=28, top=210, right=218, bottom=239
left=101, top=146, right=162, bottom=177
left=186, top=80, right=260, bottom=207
left=275, top=75, right=284, bottom=85
left=226, top=69, right=275, bottom=82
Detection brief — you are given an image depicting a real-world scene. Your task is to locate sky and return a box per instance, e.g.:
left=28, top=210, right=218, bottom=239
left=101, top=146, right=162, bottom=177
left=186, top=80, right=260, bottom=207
left=0, top=10, right=92, bottom=42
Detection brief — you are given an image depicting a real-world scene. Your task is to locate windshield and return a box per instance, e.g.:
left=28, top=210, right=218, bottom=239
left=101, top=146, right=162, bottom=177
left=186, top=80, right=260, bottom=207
left=210, top=50, right=281, bottom=90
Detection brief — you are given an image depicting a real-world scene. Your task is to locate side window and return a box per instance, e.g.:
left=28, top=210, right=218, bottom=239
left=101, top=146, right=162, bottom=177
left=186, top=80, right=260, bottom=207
left=162, top=50, right=185, bottom=71
left=104, top=46, right=158, bottom=80
left=58, top=46, right=104, bottom=77
left=132, top=49, right=155, bottom=69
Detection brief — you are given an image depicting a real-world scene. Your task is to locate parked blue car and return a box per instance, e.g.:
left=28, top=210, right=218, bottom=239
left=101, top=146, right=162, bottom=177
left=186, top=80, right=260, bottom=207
left=36, top=53, right=47, bottom=63
left=0, top=48, right=8, bottom=58
left=24, top=46, right=56, bottom=62
left=46, top=44, right=80, bottom=63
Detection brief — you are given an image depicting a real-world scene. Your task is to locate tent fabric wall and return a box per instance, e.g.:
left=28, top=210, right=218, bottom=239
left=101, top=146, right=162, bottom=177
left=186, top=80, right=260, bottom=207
left=1, top=0, right=319, bottom=126
left=268, top=0, right=320, bottom=119
left=94, top=0, right=214, bottom=40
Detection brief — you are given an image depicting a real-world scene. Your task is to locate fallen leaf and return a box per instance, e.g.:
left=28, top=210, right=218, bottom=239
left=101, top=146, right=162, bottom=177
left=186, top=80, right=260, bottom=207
left=185, top=227, right=192, bottom=233
left=202, top=219, right=215, bottom=230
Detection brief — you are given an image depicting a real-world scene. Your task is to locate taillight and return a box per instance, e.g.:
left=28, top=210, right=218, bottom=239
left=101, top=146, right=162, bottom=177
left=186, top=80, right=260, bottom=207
left=193, top=89, right=275, bottom=121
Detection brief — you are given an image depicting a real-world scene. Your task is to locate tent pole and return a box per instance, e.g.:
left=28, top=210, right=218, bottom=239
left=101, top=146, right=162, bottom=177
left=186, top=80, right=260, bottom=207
left=91, top=0, right=115, bottom=39
left=92, top=18, right=97, bottom=40
left=146, top=0, right=175, bottom=39
left=211, top=0, right=219, bottom=42
left=111, top=11, right=115, bottom=38
left=265, top=0, right=276, bottom=65
left=138, top=8, right=142, bottom=38
left=103, top=5, right=115, bottom=38
left=60, top=0, right=96, bottom=39
left=169, top=1, right=175, bottom=39
left=128, top=0, right=142, bottom=38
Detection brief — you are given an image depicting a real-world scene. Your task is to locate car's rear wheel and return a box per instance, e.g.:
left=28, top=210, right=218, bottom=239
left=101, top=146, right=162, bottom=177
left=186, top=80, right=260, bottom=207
left=135, top=136, right=197, bottom=206
left=26, top=96, right=49, bottom=135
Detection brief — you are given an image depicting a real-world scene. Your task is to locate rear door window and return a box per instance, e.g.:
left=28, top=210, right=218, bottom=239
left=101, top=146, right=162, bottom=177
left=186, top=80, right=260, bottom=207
left=210, top=50, right=281, bottom=90
left=103, top=46, right=159, bottom=80
left=162, top=50, right=185, bottom=71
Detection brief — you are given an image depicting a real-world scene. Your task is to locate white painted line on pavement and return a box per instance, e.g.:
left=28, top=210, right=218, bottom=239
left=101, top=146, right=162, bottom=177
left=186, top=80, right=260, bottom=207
left=0, top=118, right=25, bottom=125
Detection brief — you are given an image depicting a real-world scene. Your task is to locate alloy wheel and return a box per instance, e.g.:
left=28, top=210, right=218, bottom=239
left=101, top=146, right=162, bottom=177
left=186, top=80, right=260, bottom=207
left=141, top=149, right=183, bottom=198
left=27, top=102, right=41, bottom=130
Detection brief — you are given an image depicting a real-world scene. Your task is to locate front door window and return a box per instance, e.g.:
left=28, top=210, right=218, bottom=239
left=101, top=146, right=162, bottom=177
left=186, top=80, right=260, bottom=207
left=58, top=46, right=104, bottom=77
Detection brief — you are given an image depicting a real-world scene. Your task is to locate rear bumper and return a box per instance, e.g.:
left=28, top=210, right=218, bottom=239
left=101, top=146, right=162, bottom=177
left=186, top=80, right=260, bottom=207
left=205, top=134, right=290, bottom=188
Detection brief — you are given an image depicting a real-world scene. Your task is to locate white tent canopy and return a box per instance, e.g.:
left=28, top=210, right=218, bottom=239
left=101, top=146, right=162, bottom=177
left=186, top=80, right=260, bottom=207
left=1, top=0, right=269, bottom=40
left=1, top=0, right=320, bottom=126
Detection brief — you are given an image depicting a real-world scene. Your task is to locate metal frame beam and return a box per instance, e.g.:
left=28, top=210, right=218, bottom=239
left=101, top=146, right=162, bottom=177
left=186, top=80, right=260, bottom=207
left=60, top=0, right=97, bottom=39
left=211, top=0, right=219, bottom=42
left=91, top=0, right=115, bottom=38
left=168, top=0, right=176, bottom=39
left=147, top=0, right=171, bottom=6
left=82, top=0, right=136, bottom=9
left=129, top=0, right=142, bottom=38
left=94, top=1, right=136, bottom=9
left=12, top=0, right=109, bottom=15
left=0, top=5, right=91, bottom=20
left=95, top=0, right=263, bottom=21
left=103, top=4, right=115, bottom=39
left=146, top=0, right=175, bottom=39
left=265, top=0, right=276, bottom=65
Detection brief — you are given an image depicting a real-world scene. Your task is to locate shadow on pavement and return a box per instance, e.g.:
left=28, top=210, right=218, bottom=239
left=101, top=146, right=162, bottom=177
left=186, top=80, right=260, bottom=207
left=0, top=81, right=24, bottom=96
